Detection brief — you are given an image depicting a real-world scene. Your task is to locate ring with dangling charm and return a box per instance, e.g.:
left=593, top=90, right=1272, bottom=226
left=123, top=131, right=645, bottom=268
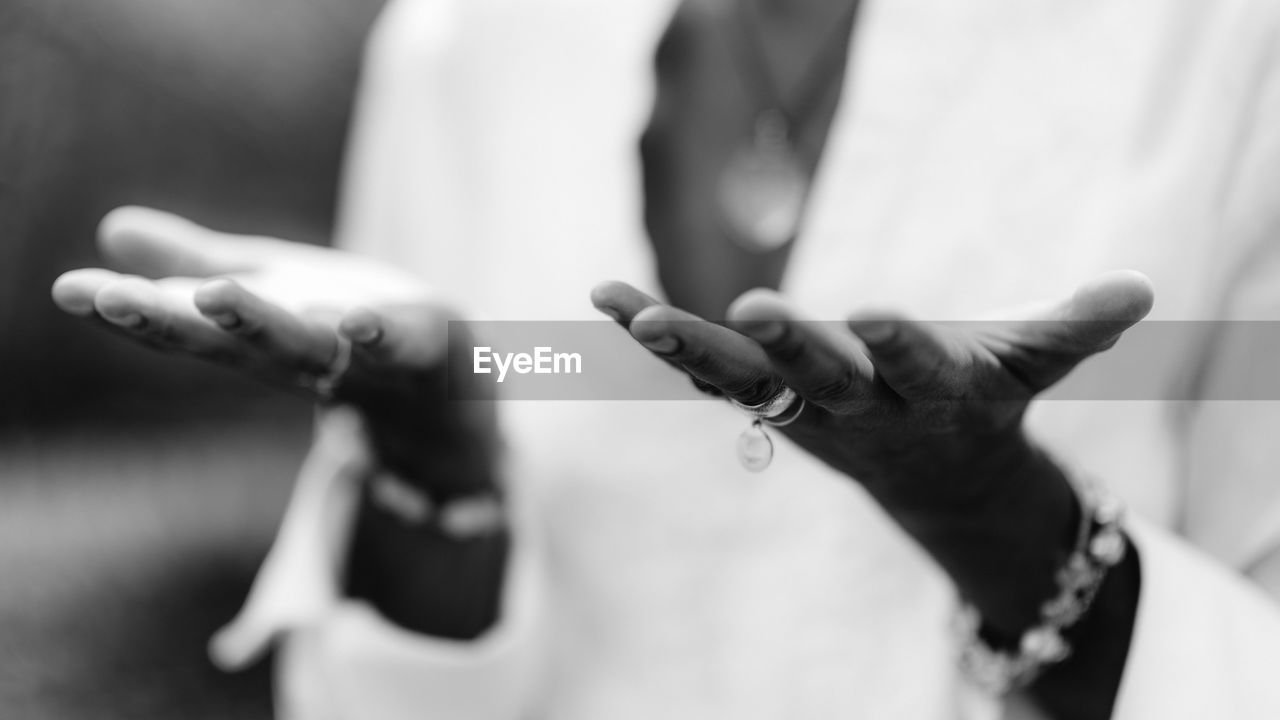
left=730, top=385, right=806, bottom=472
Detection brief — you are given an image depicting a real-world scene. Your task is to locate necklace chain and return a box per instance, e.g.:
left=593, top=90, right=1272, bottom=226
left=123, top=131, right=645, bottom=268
left=725, top=0, right=862, bottom=137
left=715, top=0, right=861, bottom=253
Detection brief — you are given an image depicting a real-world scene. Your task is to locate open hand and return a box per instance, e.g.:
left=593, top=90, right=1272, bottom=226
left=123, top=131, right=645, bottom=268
left=593, top=272, right=1153, bottom=642
left=53, top=206, right=495, bottom=498
left=591, top=272, right=1153, bottom=500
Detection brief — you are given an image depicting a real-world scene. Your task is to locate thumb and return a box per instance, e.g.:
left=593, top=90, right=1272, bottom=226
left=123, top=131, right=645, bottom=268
left=1006, top=270, right=1155, bottom=392
left=1052, top=270, right=1155, bottom=352
left=338, top=302, right=458, bottom=370
left=98, top=206, right=284, bottom=278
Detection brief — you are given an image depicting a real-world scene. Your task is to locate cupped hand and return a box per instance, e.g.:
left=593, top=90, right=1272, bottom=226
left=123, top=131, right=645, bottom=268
left=53, top=206, right=495, bottom=498
left=593, top=273, right=1153, bottom=634
left=593, top=274, right=1153, bottom=711
left=591, top=272, right=1153, bottom=500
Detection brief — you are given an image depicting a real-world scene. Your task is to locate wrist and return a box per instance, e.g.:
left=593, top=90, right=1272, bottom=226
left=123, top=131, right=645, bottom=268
left=875, top=430, right=1080, bottom=637
left=958, top=477, right=1129, bottom=694
left=345, top=474, right=509, bottom=640
left=1033, top=540, right=1139, bottom=718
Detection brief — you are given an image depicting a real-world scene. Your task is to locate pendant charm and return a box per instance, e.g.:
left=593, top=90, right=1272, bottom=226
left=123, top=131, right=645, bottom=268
left=737, top=420, right=774, bottom=472
left=718, top=109, right=809, bottom=253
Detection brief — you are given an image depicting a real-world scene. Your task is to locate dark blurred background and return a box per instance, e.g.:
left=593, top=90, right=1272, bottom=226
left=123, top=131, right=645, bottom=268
left=0, top=1, right=385, bottom=716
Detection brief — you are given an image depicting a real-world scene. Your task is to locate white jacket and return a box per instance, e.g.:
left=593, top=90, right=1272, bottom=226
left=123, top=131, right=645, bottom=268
left=215, top=0, right=1280, bottom=717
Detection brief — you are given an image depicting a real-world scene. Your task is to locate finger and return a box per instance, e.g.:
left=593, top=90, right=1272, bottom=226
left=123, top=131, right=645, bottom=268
left=93, top=276, right=242, bottom=358
left=728, top=289, right=879, bottom=413
left=592, top=281, right=711, bottom=391
left=629, top=304, right=780, bottom=404
left=52, top=269, right=121, bottom=316
left=590, top=280, right=663, bottom=328
left=339, top=304, right=455, bottom=370
left=1000, top=270, right=1155, bottom=391
left=846, top=313, right=961, bottom=400
left=53, top=269, right=151, bottom=343
left=194, top=278, right=337, bottom=375
left=98, top=206, right=293, bottom=279
left=1050, top=270, right=1154, bottom=351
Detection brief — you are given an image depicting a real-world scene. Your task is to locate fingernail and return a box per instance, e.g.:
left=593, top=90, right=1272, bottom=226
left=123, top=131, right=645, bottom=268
left=211, top=312, right=241, bottom=329
left=110, top=312, right=145, bottom=329
left=347, top=323, right=381, bottom=345
left=640, top=334, right=680, bottom=355
left=741, top=319, right=785, bottom=344
left=855, top=321, right=894, bottom=343
left=597, top=304, right=624, bottom=323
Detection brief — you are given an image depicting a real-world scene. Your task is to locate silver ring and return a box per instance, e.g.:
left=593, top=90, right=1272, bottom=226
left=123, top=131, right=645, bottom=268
left=730, top=385, right=799, bottom=420
left=764, top=397, right=806, bottom=427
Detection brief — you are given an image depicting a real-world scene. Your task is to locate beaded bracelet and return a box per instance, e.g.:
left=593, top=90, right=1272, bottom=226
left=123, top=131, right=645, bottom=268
left=955, top=477, right=1127, bottom=694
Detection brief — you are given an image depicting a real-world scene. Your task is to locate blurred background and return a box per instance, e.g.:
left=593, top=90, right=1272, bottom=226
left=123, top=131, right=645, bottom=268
left=0, top=0, right=384, bottom=716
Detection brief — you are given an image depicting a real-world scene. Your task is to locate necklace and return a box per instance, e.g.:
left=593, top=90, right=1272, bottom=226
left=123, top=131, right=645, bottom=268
left=717, top=0, right=860, bottom=253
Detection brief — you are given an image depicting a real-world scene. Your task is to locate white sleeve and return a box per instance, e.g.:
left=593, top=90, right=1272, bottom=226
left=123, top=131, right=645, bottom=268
left=1112, top=516, right=1280, bottom=718
left=211, top=3, right=547, bottom=716
left=1112, top=17, right=1280, bottom=716
left=330, top=0, right=468, bottom=268
left=210, top=407, right=548, bottom=720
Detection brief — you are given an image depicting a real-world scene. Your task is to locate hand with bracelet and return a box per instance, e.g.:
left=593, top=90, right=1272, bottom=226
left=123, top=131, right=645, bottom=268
left=592, top=270, right=1154, bottom=718
left=52, top=206, right=507, bottom=642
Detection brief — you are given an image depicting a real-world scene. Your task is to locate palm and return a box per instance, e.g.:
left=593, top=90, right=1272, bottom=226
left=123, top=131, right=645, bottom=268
left=54, top=207, right=495, bottom=498
left=592, top=271, right=1153, bottom=493
left=791, top=281, right=1152, bottom=490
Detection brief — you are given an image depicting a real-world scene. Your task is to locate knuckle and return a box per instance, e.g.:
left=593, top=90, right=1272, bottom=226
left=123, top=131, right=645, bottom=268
left=809, top=367, right=856, bottom=403
left=674, top=342, right=713, bottom=369
left=730, top=375, right=782, bottom=405
left=690, top=376, right=724, bottom=397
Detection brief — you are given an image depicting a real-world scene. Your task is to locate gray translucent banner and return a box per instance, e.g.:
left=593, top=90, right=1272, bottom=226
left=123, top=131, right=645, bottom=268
left=445, top=320, right=1280, bottom=401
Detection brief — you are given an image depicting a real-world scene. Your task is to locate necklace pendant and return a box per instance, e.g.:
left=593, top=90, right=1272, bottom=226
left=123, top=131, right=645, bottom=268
left=737, top=420, right=774, bottom=472
left=718, top=110, right=809, bottom=253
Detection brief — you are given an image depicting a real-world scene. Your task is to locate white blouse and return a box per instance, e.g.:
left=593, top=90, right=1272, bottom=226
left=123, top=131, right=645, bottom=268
left=213, top=0, right=1280, bottom=717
